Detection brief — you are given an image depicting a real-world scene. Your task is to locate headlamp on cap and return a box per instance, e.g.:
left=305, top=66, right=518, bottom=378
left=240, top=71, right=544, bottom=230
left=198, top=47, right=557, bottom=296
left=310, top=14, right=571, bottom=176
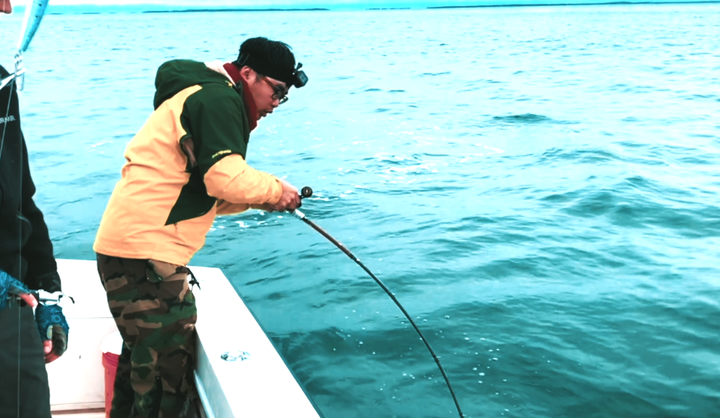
left=292, top=63, right=308, bottom=89
left=238, top=53, right=308, bottom=89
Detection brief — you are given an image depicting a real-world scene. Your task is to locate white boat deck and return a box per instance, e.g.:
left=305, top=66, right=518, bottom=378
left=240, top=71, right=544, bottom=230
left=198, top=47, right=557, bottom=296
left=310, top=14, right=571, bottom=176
left=52, top=411, right=104, bottom=418
left=47, top=259, right=321, bottom=418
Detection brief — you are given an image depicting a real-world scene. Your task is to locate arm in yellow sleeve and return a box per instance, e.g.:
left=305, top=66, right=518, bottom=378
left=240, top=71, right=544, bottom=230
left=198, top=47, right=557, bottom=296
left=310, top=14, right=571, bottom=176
left=216, top=201, right=275, bottom=215
left=216, top=200, right=250, bottom=215
left=204, top=154, right=283, bottom=205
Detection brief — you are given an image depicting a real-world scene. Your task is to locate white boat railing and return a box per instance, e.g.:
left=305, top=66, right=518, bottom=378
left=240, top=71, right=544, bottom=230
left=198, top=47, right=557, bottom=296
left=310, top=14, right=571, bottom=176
left=47, top=259, right=321, bottom=418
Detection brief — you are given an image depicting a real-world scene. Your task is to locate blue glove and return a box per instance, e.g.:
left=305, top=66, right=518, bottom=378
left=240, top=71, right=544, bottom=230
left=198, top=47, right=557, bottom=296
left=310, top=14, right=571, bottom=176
left=0, top=269, right=32, bottom=311
left=35, top=304, right=69, bottom=358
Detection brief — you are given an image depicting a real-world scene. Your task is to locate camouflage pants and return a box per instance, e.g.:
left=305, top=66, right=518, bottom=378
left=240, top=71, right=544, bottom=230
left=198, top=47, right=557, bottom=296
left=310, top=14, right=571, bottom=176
left=96, top=254, right=197, bottom=418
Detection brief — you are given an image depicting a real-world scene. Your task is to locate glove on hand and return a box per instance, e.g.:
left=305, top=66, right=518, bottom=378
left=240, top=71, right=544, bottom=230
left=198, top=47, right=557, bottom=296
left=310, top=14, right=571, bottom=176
left=35, top=304, right=69, bottom=360
left=0, top=269, right=33, bottom=311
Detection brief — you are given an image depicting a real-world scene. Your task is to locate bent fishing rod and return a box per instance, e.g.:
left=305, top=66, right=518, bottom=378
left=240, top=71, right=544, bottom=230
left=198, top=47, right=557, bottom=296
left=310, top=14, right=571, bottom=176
left=292, top=187, right=465, bottom=418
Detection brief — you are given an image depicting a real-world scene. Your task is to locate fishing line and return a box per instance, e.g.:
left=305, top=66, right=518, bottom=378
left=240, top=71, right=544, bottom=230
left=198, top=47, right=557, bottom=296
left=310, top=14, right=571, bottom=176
left=0, top=58, right=22, bottom=418
left=292, top=187, right=465, bottom=418
left=6, top=62, right=24, bottom=418
left=4, top=2, right=51, bottom=416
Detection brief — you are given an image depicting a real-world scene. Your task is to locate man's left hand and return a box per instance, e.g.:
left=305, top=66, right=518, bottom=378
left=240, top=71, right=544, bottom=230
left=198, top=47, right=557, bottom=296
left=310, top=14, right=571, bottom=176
left=35, top=304, right=69, bottom=363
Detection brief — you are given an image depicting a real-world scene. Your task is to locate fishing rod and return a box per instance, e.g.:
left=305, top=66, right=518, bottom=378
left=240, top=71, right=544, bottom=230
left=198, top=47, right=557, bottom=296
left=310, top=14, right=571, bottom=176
left=1, top=0, right=50, bottom=157
left=0, top=0, right=51, bottom=92
left=292, top=187, right=465, bottom=418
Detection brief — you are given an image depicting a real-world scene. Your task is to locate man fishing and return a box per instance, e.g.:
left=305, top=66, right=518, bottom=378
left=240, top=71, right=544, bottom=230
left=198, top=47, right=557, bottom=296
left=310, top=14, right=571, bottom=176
left=1, top=0, right=69, bottom=417
left=94, top=37, right=307, bottom=417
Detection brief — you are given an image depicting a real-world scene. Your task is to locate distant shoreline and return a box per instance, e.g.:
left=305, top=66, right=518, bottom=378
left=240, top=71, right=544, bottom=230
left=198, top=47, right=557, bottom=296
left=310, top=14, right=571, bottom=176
left=26, top=0, right=720, bottom=16
left=142, top=8, right=330, bottom=14
left=142, top=1, right=720, bottom=13
left=428, top=0, right=720, bottom=8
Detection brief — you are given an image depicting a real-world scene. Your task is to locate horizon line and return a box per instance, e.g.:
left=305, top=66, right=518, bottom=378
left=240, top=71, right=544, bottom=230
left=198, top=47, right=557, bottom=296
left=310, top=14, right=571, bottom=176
left=9, top=0, right=720, bottom=14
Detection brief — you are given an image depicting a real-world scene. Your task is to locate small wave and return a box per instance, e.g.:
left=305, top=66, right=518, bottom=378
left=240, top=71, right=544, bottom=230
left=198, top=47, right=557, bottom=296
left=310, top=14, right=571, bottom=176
left=538, top=147, right=618, bottom=164
left=491, top=114, right=576, bottom=125
left=556, top=182, right=720, bottom=237
left=682, top=93, right=719, bottom=101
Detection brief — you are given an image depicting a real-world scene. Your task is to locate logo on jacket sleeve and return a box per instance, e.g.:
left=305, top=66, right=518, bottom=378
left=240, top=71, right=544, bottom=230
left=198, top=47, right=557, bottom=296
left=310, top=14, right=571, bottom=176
left=211, top=150, right=232, bottom=159
left=0, top=115, right=16, bottom=125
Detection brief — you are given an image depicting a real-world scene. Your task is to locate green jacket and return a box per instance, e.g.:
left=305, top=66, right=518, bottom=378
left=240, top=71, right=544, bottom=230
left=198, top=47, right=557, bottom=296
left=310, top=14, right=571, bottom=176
left=95, top=59, right=282, bottom=265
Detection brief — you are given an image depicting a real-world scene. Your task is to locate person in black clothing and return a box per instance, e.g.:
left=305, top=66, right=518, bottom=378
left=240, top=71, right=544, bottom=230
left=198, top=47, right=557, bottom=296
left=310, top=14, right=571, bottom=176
left=0, top=1, right=69, bottom=416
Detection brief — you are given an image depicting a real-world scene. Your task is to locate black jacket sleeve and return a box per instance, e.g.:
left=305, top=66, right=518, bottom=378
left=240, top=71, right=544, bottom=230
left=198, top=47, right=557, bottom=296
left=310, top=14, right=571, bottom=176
left=0, top=64, right=61, bottom=292
left=20, top=138, right=61, bottom=293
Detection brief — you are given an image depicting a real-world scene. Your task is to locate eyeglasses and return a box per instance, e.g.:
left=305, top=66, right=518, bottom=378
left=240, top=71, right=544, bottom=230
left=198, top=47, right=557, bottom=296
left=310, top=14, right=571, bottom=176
left=260, top=75, right=289, bottom=105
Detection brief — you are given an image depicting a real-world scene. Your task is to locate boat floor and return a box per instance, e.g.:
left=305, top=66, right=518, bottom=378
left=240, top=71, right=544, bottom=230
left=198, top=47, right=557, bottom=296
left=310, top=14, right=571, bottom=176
left=52, top=410, right=105, bottom=417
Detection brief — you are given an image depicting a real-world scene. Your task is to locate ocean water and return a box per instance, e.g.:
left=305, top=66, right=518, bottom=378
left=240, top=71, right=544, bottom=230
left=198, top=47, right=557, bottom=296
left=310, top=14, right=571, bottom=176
left=1, top=4, right=719, bottom=417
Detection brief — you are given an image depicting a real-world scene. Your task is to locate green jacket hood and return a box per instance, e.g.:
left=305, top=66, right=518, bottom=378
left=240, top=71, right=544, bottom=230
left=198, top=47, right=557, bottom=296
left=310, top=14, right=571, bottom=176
left=153, top=59, right=232, bottom=110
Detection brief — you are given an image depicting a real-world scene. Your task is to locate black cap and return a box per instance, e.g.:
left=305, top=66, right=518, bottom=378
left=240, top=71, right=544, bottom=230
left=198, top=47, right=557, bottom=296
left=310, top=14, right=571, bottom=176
left=239, top=53, right=308, bottom=88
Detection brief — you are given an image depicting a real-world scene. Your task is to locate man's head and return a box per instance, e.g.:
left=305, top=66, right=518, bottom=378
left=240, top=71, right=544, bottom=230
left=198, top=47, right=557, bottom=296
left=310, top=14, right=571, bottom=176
left=1, top=0, right=12, bottom=14
left=234, top=37, right=307, bottom=120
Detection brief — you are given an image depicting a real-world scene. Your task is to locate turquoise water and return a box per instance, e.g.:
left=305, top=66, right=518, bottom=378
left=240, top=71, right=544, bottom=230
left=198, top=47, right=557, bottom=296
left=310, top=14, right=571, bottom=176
left=2, top=4, right=719, bottom=417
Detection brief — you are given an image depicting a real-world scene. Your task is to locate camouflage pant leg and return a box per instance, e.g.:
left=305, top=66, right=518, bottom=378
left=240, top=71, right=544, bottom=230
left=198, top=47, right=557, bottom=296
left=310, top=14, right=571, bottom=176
left=96, top=254, right=197, bottom=418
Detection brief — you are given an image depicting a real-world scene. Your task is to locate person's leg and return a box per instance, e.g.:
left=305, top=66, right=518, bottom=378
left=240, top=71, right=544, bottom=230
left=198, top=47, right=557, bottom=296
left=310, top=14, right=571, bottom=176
left=97, top=254, right=142, bottom=418
left=137, top=260, right=197, bottom=418
left=0, top=302, right=52, bottom=418
left=97, top=254, right=197, bottom=418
